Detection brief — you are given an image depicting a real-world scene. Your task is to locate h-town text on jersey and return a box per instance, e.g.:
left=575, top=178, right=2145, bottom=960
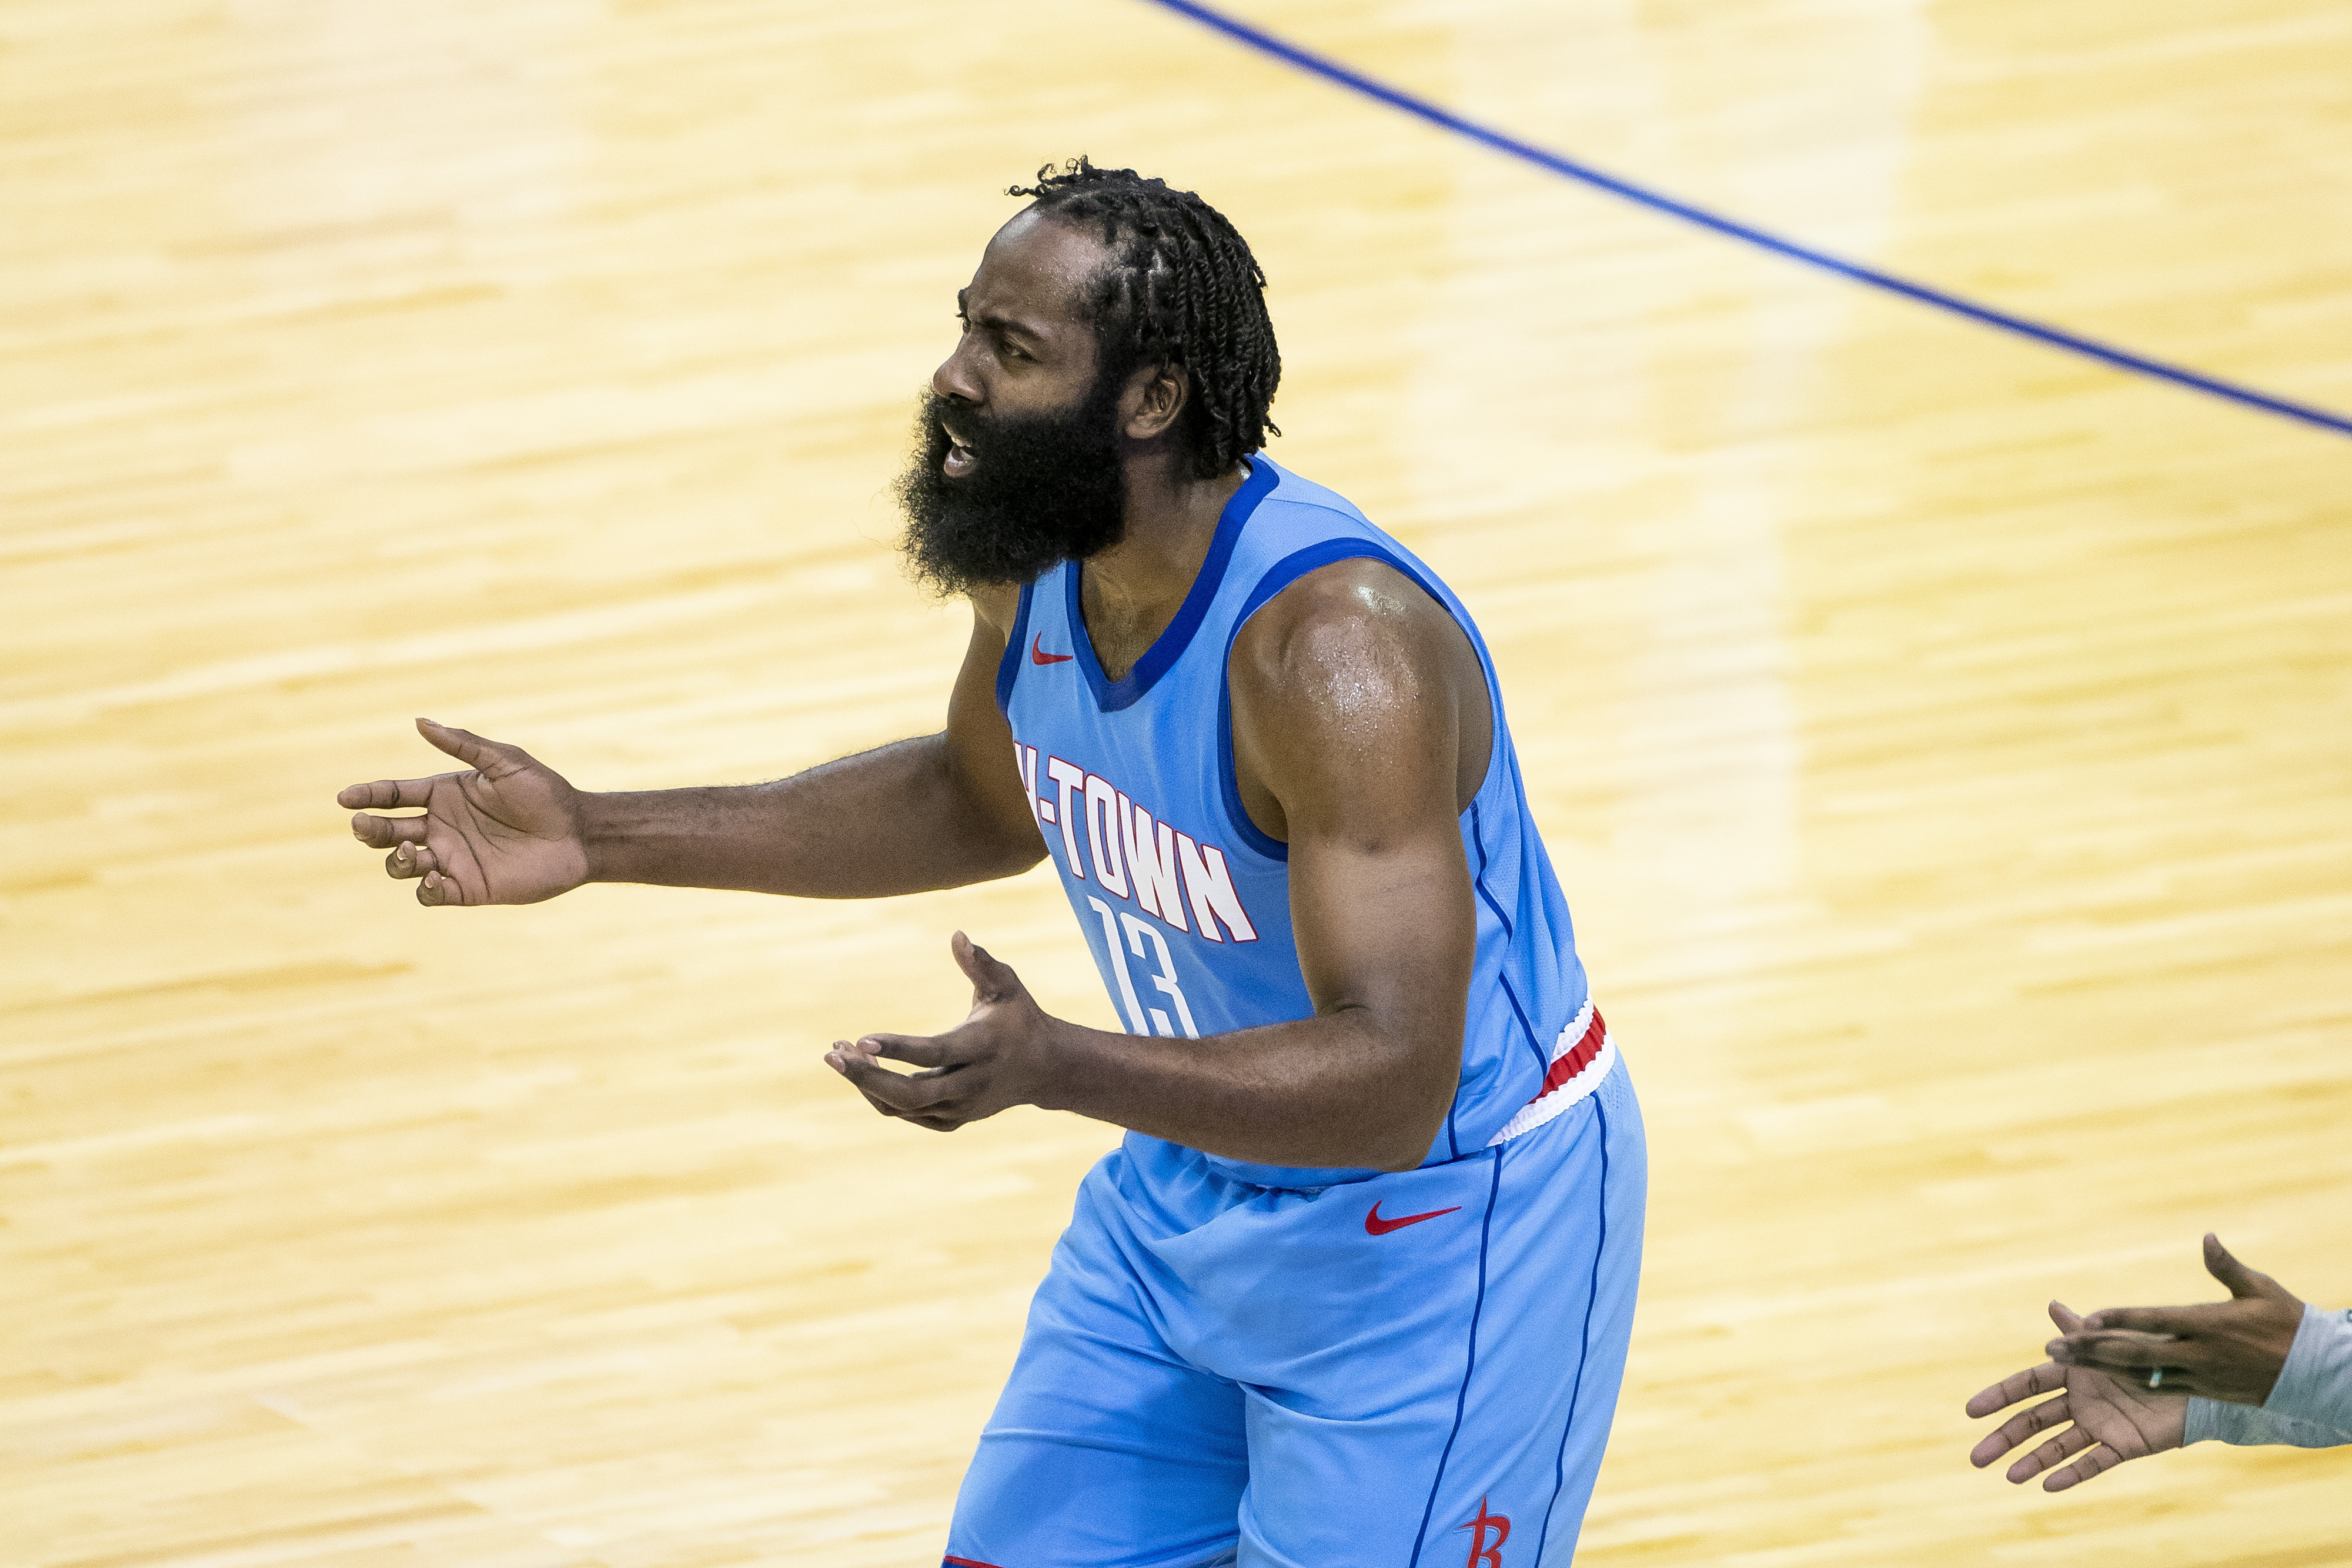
left=1012, top=742, right=1261, bottom=945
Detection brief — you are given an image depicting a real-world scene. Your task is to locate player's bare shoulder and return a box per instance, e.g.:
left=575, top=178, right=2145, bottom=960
left=1228, top=557, right=1494, bottom=821
left=1230, top=557, right=1486, bottom=735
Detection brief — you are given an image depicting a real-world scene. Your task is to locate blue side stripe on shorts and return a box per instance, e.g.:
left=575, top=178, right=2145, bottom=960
left=1407, top=1145, right=1506, bottom=1567
left=1534, top=1089, right=1612, bottom=1563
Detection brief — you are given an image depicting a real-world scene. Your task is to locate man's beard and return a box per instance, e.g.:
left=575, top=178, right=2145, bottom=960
left=894, top=379, right=1128, bottom=596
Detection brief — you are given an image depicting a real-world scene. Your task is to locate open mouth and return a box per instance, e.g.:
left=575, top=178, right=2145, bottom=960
left=942, top=427, right=975, bottom=478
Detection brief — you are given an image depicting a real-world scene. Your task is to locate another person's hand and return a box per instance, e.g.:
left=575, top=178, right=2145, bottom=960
left=2045, top=1233, right=2304, bottom=1406
left=340, top=718, right=592, bottom=907
left=826, top=933, right=1057, bottom=1131
left=1966, top=1301, right=2187, bottom=1491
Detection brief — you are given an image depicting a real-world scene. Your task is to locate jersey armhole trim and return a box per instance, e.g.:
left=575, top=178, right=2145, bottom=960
left=993, top=579, right=1037, bottom=717
left=1218, top=537, right=1482, bottom=862
left=1218, top=540, right=1508, bottom=862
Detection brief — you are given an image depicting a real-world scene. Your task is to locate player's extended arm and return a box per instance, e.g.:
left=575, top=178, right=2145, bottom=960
left=339, top=598, right=1044, bottom=905
left=828, top=560, right=1483, bottom=1172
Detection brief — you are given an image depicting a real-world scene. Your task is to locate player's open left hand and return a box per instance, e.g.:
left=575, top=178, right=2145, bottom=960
left=1965, top=1300, right=2186, bottom=1491
left=826, top=932, right=1056, bottom=1132
left=2043, top=1234, right=2303, bottom=1406
left=339, top=718, right=592, bottom=907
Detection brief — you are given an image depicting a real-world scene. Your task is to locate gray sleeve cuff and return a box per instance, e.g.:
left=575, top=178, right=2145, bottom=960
left=2262, top=1304, right=2352, bottom=1438
left=2186, top=1306, right=2352, bottom=1447
left=2186, top=1393, right=2352, bottom=1449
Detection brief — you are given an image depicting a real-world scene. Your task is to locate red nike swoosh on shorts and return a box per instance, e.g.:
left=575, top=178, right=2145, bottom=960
left=1364, top=1201, right=1462, bottom=1236
left=1031, top=634, right=1074, bottom=666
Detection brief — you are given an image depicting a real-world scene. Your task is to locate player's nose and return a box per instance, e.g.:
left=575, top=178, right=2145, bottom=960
left=931, top=342, right=983, bottom=406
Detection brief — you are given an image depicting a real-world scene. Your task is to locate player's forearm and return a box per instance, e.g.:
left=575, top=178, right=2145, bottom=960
left=1034, top=1008, right=1458, bottom=1172
left=581, top=734, right=1043, bottom=897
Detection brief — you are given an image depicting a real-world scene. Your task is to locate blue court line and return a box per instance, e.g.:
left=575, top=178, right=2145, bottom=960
left=1142, top=0, right=2352, bottom=442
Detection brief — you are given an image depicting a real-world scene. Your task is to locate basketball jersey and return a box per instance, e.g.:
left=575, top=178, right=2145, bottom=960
left=995, top=456, right=1589, bottom=1188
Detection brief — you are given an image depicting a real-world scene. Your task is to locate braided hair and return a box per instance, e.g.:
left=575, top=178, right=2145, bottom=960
left=1009, top=158, right=1281, bottom=480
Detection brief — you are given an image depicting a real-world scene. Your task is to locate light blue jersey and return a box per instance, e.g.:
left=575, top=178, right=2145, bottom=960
left=953, top=458, right=1644, bottom=1568
left=996, top=457, right=1593, bottom=1186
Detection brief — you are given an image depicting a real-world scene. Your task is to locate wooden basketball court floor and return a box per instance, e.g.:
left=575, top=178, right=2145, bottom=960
left=5, top=0, right=2350, bottom=1562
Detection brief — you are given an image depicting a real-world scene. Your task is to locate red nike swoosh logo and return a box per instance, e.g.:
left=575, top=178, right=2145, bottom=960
left=1365, top=1201, right=1462, bottom=1236
left=1030, top=634, right=1074, bottom=666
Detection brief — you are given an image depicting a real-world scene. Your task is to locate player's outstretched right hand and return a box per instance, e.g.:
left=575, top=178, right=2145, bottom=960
left=1965, top=1300, right=2186, bottom=1492
left=339, top=718, right=591, bottom=907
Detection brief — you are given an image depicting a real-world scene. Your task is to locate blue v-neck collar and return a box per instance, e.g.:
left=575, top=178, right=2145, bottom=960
left=1067, top=457, right=1278, bottom=713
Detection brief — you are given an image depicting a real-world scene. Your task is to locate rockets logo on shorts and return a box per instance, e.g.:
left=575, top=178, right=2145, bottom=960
left=967, top=460, right=1629, bottom=1563
left=1459, top=1498, right=1510, bottom=1567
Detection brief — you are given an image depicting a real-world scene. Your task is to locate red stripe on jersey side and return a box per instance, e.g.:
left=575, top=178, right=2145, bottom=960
left=1535, top=1009, right=1606, bottom=1098
left=943, top=1556, right=1006, bottom=1567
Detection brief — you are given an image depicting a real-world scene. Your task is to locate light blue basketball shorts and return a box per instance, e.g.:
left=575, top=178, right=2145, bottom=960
left=944, top=1055, right=1646, bottom=1568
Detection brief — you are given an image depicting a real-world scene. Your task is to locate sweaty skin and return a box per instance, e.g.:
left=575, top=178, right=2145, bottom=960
left=341, top=207, right=1491, bottom=1174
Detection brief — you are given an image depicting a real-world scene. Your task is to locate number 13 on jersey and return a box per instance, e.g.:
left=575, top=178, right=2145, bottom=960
left=1086, top=897, right=1199, bottom=1038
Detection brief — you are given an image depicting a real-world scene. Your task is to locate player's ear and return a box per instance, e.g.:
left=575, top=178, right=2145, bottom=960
left=1122, top=360, right=1189, bottom=442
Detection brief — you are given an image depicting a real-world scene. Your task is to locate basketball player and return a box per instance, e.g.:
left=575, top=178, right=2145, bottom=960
left=340, top=159, right=1645, bottom=1567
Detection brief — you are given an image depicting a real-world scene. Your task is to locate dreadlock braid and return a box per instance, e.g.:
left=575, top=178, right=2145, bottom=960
left=1008, top=157, right=1281, bottom=480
